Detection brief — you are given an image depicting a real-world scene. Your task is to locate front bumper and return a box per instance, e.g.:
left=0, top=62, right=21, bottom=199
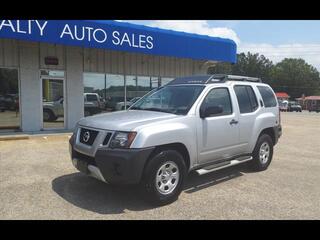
left=69, top=134, right=155, bottom=185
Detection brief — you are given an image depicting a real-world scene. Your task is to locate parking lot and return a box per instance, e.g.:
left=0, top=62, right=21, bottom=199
left=0, top=111, right=319, bottom=219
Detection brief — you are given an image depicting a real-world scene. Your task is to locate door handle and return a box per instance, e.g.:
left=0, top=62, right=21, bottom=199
left=230, top=119, right=238, bottom=125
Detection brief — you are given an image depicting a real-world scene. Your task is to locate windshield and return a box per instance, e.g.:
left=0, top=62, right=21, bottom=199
left=129, top=85, right=205, bottom=115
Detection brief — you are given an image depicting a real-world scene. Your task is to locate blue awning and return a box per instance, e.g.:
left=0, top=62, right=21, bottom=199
left=0, top=20, right=237, bottom=63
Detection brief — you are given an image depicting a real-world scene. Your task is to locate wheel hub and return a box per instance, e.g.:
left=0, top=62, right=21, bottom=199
left=156, top=161, right=180, bottom=195
left=259, top=142, right=270, bottom=164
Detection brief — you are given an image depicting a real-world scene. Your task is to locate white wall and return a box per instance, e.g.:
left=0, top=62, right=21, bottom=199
left=19, top=41, right=42, bottom=132
left=65, top=46, right=84, bottom=130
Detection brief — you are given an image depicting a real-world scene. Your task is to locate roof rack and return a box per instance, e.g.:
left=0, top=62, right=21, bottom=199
left=167, top=74, right=262, bottom=85
left=207, top=74, right=262, bottom=83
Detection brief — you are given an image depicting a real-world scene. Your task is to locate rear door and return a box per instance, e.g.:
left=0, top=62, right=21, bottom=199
left=233, top=85, right=260, bottom=153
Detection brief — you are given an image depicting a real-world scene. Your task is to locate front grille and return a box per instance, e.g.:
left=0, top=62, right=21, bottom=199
left=74, top=150, right=96, bottom=166
left=103, top=132, right=112, bottom=145
left=79, top=128, right=99, bottom=145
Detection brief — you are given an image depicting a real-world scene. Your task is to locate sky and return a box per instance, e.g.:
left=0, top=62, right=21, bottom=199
left=119, top=20, right=320, bottom=70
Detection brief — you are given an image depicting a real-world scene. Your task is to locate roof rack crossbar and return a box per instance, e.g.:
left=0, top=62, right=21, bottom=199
left=208, top=74, right=262, bottom=83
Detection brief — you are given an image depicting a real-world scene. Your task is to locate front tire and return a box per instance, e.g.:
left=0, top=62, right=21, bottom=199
left=140, top=150, right=187, bottom=206
left=249, top=134, right=273, bottom=171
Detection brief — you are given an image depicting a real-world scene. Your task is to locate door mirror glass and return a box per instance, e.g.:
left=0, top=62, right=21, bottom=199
left=200, top=105, right=223, bottom=118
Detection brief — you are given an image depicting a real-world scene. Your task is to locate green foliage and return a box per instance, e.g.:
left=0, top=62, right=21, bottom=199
left=271, top=58, right=320, bottom=98
left=209, top=52, right=320, bottom=99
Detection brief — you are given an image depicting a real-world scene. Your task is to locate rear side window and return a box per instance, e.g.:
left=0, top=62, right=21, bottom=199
left=257, top=86, right=277, bottom=107
left=234, top=85, right=258, bottom=113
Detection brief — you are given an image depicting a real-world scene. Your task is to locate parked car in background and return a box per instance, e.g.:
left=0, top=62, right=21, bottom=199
left=115, top=97, right=141, bottom=111
left=309, top=105, right=320, bottom=113
left=43, top=93, right=103, bottom=121
left=0, top=95, right=6, bottom=112
left=105, top=96, right=125, bottom=111
left=288, top=102, right=302, bottom=112
left=43, top=97, right=64, bottom=121
left=2, top=94, right=18, bottom=111
left=84, top=93, right=103, bottom=117
left=279, top=101, right=288, bottom=112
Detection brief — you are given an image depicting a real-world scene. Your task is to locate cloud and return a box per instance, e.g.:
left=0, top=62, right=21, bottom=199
left=117, top=20, right=320, bottom=71
left=239, top=43, right=320, bottom=70
left=143, top=20, right=241, bottom=45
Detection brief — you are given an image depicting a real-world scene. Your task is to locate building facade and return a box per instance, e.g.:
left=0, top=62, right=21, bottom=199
left=0, top=20, right=236, bottom=133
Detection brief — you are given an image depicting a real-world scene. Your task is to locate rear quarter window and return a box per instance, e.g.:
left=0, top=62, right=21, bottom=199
left=257, top=86, right=277, bottom=107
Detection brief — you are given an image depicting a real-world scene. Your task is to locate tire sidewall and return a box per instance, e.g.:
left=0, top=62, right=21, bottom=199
left=43, top=109, right=53, bottom=121
left=252, top=134, right=273, bottom=171
left=141, top=150, right=187, bottom=205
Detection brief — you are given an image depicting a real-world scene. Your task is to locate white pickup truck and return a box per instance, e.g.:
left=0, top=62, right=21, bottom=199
left=69, top=74, right=282, bottom=205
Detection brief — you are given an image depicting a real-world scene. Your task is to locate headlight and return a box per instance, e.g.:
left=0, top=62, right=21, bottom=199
left=109, top=131, right=137, bottom=148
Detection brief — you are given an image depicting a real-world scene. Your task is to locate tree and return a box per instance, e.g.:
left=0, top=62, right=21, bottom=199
left=208, top=52, right=274, bottom=84
left=232, top=52, right=274, bottom=85
left=271, top=58, right=320, bottom=98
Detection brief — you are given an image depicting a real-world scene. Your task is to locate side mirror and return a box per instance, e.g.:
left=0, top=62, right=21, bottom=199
left=200, top=105, right=223, bottom=118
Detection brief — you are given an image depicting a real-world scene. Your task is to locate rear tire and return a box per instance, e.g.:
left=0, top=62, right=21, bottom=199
left=43, top=109, right=55, bottom=122
left=140, top=150, right=187, bottom=206
left=249, top=134, right=273, bottom=171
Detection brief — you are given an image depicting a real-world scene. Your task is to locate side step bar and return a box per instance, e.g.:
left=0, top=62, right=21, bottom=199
left=196, top=156, right=253, bottom=175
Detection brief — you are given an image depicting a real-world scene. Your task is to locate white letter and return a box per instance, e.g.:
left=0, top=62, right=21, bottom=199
left=139, top=35, right=146, bottom=48
left=28, top=20, right=34, bottom=34
left=16, top=20, right=26, bottom=34
left=120, top=33, right=131, bottom=46
left=146, top=36, right=153, bottom=49
left=60, top=24, right=74, bottom=39
left=85, top=27, right=93, bottom=41
left=74, top=25, right=85, bottom=41
left=112, top=31, right=120, bottom=45
left=131, top=34, right=138, bottom=48
left=35, top=20, right=48, bottom=36
left=93, top=28, right=107, bottom=43
left=0, top=20, right=15, bottom=32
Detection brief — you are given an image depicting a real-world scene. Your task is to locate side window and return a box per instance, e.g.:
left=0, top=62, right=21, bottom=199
left=257, top=86, right=277, bottom=107
left=234, top=85, right=258, bottom=113
left=201, top=88, right=232, bottom=116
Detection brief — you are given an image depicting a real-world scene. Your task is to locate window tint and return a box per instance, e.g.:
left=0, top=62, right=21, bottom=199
left=234, top=85, right=258, bottom=113
left=202, top=88, right=232, bottom=116
left=257, top=86, right=277, bottom=107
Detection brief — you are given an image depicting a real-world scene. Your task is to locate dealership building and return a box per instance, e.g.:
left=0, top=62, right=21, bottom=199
left=0, top=20, right=237, bottom=133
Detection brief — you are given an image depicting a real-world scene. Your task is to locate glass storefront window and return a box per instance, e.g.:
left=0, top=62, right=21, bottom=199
left=151, top=76, right=160, bottom=89
left=0, top=68, right=20, bottom=131
left=83, top=72, right=175, bottom=114
left=40, top=70, right=65, bottom=78
left=125, top=75, right=152, bottom=110
left=161, top=77, right=174, bottom=86
left=83, top=73, right=106, bottom=116
left=105, top=74, right=125, bottom=111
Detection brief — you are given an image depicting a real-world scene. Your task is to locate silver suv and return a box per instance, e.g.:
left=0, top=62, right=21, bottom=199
left=69, top=74, right=282, bottom=205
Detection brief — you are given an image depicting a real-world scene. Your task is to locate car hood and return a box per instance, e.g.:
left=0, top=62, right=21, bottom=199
left=78, top=110, right=181, bottom=131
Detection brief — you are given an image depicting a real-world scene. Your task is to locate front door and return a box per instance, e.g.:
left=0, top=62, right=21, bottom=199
left=196, top=87, right=240, bottom=164
left=41, top=71, right=65, bottom=130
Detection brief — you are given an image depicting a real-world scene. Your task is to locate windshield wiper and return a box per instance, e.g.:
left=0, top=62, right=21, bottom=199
left=141, top=108, right=173, bottom=114
left=130, top=106, right=141, bottom=110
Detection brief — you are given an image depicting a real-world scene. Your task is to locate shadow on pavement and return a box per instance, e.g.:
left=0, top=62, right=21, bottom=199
left=52, top=163, right=250, bottom=214
left=184, top=164, right=248, bottom=194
